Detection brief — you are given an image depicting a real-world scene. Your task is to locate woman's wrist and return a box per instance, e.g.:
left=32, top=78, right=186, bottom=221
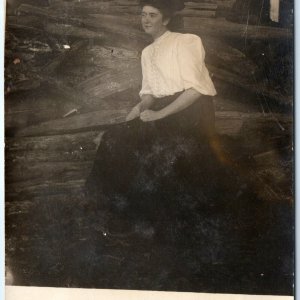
left=140, top=95, right=154, bottom=111
left=135, top=103, right=142, bottom=112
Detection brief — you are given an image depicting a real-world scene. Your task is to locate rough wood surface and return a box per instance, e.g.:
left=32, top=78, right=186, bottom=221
left=16, top=4, right=149, bottom=49
left=204, top=38, right=258, bottom=79
left=179, top=9, right=216, bottom=17
left=6, top=179, right=86, bottom=199
left=13, top=107, right=292, bottom=138
left=45, top=23, right=104, bottom=40
left=208, top=65, right=293, bottom=105
left=183, top=17, right=293, bottom=40
left=6, top=160, right=92, bottom=183
left=185, top=2, right=218, bottom=9
left=78, top=65, right=141, bottom=98
left=13, top=110, right=127, bottom=137
left=6, top=131, right=100, bottom=152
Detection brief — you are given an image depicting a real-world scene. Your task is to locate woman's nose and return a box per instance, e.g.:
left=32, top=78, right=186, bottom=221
left=142, top=14, right=150, bottom=23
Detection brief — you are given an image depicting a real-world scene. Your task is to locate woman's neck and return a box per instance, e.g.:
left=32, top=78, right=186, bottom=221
left=152, top=28, right=168, bottom=41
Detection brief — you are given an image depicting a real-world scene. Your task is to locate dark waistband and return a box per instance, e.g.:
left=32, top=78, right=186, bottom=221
left=151, top=92, right=212, bottom=111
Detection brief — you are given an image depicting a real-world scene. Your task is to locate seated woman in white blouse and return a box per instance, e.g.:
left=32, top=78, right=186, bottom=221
left=126, top=0, right=216, bottom=129
left=86, top=0, right=220, bottom=237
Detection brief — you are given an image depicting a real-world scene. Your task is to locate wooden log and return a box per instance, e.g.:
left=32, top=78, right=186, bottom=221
left=7, top=18, right=103, bottom=43
left=89, top=13, right=140, bottom=28
left=6, top=23, right=44, bottom=37
left=86, top=45, right=139, bottom=70
left=78, top=65, right=141, bottom=98
left=203, top=38, right=259, bottom=79
left=6, top=15, right=43, bottom=28
left=112, top=0, right=139, bottom=6
left=216, top=0, right=235, bottom=11
left=13, top=108, right=129, bottom=137
left=16, top=4, right=53, bottom=19
left=49, top=0, right=141, bottom=14
left=215, top=111, right=292, bottom=137
left=213, top=91, right=261, bottom=112
left=187, top=0, right=217, bottom=3
left=19, top=2, right=138, bottom=17
left=77, top=16, right=149, bottom=49
left=247, top=168, right=291, bottom=203
left=183, top=17, right=292, bottom=40
left=184, top=2, right=218, bottom=10
left=88, top=45, right=140, bottom=61
left=45, top=22, right=103, bottom=40
left=253, top=146, right=291, bottom=167
left=179, top=9, right=216, bottom=17
left=6, top=79, right=41, bottom=94
left=239, top=117, right=292, bottom=155
left=6, top=160, right=92, bottom=183
left=6, top=131, right=100, bottom=152
left=13, top=100, right=291, bottom=138
left=6, top=200, right=35, bottom=215
left=208, top=65, right=293, bottom=105
left=5, top=86, right=80, bottom=130
left=6, top=179, right=86, bottom=202
left=6, top=149, right=96, bottom=163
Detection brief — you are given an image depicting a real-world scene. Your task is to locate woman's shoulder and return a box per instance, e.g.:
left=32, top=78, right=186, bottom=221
left=141, top=32, right=202, bottom=56
left=174, top=33, right=203, bottom=45
left=141, top=43, right=154, bottom=60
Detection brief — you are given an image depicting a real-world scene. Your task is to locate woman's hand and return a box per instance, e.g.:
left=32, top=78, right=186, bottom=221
left=140, top=110, right=165, bottom=122
left=126, top=105, right=140, bottom=121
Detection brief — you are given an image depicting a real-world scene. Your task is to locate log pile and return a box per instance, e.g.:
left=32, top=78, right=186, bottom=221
left=5, top=0, right=293, bottom=207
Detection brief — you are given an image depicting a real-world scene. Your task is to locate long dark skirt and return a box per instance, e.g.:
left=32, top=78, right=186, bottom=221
left=85, top=94, right=258, bottom=243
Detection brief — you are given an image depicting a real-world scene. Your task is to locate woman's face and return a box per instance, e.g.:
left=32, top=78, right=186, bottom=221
left=141, top=5, right=170, bottom=39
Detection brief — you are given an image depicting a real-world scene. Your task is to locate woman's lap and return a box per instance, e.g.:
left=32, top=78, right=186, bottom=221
left=85, top=96, right=254, bottom=235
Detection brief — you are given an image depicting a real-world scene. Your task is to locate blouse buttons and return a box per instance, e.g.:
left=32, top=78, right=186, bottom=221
left=150, top=44, right=160, bottom=93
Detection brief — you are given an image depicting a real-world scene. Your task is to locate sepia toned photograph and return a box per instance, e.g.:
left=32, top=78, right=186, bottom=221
left=5, top=0, right=294, bottom=297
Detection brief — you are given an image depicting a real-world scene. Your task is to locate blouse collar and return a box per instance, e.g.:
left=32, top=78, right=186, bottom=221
left=153, top=30, right=171, bottom=44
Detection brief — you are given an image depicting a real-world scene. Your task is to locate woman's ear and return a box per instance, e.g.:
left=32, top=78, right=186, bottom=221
left=163, top=17, right=170, bottom=26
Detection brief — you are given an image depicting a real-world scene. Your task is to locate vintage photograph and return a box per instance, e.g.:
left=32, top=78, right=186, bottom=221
left=5, top=0, right=294, bottom=296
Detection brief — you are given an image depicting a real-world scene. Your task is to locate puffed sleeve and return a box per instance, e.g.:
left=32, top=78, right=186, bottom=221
left=139, top=49, right=152, bottom=97
left=177, top=34, right=217, bottom=96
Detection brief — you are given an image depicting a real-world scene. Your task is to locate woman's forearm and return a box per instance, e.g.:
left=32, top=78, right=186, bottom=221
left=159, top=88, right=201, bottom=118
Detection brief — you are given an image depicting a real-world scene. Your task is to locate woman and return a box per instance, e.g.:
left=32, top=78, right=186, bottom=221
left=126, top=0, right=216, bottom=127
left=86, top=0, right=234, bottom=239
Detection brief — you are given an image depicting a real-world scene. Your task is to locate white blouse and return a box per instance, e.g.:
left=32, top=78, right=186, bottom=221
left=139, top=31, right=217, bottom=98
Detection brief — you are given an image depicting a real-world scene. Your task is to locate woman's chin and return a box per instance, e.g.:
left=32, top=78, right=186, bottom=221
left=143, top=27, right=153, bottom=35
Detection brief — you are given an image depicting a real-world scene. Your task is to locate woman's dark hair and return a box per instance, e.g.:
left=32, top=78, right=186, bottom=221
left=139, top=0, right=185, bottom=31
